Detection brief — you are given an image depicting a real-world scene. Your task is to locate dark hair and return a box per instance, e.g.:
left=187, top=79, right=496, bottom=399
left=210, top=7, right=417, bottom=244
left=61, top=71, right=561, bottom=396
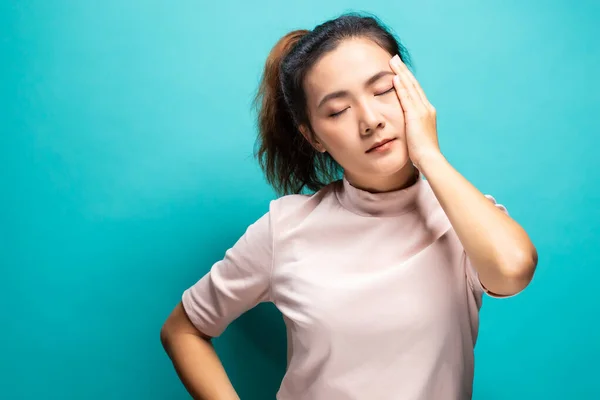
left=253, top=12, right=412, bottom=196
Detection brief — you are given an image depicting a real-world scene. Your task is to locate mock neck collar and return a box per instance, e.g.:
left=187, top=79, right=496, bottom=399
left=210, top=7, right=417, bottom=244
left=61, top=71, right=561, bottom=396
left=335, top=170, right=426, bottom=217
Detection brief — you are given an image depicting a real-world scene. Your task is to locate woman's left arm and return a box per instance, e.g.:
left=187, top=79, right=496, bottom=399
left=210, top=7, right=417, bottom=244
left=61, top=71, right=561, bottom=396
left=419, top=153, right=537, bottom=296
left=389, top=54, right=537, bottom=296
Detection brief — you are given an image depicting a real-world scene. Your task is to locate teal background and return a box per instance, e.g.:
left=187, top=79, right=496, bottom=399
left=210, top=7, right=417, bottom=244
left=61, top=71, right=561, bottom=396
left=1, top=0, right=598, bottom=398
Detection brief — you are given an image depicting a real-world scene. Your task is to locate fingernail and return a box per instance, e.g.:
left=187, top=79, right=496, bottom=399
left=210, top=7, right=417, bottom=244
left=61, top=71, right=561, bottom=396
left=392, top=55, right=401, bottom=65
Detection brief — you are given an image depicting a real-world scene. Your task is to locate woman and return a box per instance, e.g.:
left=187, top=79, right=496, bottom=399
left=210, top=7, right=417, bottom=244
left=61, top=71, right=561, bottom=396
left=160, top=13, right=537, bottom=400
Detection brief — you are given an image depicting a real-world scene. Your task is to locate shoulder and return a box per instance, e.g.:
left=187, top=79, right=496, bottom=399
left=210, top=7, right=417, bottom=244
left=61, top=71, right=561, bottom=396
left=267, top=180, right=341, bottom=229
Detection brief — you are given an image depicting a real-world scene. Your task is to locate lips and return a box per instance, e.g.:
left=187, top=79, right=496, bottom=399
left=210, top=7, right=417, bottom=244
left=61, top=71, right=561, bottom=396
left=367, top=138, right=396, bottom=153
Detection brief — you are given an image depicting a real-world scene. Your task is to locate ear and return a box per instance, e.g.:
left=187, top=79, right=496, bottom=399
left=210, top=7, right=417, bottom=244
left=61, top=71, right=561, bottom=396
left=299, top=124, right=326, bottom=153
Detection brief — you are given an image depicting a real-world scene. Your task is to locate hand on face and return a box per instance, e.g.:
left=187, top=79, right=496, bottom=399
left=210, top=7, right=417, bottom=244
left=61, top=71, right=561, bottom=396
left=389, top=55, right=441, bottom=169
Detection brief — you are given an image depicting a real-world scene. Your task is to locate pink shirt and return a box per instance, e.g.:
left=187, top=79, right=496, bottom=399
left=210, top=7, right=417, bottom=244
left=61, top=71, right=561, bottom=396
left=182, top=172, right=509, bottom=399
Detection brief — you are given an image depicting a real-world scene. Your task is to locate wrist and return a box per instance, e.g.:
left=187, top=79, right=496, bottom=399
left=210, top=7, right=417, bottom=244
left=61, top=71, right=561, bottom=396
left=413, top=151, right=447, bottom=175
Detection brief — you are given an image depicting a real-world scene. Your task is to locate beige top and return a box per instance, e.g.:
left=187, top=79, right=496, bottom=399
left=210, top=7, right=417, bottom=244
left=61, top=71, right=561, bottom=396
left=183, top=173, right=509, bottom=399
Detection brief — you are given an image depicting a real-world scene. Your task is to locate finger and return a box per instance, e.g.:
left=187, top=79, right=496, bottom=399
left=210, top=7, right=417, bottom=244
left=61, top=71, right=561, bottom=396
left=390, top=55, right=430, bottom=108
left=404, top=68, right=428, bottom=106
left=396, top=67, right=428, bottom=114
left=391, top=56, right=427, bottom=102
left=390, top=57, right=426, bottom=111
left=393, top=75, right=416, bottom=116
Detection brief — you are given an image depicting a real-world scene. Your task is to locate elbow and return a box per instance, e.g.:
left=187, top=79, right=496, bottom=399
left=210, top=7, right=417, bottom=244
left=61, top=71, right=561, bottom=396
left=160, top=314, right=181, bottom=353
left=160, top=302, right=213, bottom=352
left=508, top=246, right=538, bottom=281
left=160, top=321, right=174, bottom=353
left=472, top=240, right=538, bottom=297
left=498, top=247, right=538, bottom=295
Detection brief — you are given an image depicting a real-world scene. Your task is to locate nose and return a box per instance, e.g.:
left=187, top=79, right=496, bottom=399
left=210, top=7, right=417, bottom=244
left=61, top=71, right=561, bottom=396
left=359, top=104, right=385, bottom=136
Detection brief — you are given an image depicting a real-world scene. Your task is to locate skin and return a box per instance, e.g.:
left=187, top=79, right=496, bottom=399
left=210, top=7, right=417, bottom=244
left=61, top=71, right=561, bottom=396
left=161, top=35, right=538, bottom=400
left=300, top=38, right=416, bottom=192
left=300, top=37, right=538, bottom=296
left=161, top=303, right=239, bottom=400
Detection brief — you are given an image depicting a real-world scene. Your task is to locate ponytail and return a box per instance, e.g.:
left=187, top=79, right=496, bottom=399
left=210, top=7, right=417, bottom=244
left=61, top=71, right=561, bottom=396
left=253, top=30, right=339, bottom=196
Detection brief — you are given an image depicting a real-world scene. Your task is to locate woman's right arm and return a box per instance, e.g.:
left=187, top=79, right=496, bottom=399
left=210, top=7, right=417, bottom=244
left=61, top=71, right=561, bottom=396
left=160, top=302, right=239, bottom=400
left=160, top=207, right=276, bottom=399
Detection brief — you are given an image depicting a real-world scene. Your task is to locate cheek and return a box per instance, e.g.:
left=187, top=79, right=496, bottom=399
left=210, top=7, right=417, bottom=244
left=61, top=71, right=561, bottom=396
left=313, top=120, right=356, bottom=150
left=385, top=105, right=406, bottom=134
left=385, top=98, right=405, bottom=120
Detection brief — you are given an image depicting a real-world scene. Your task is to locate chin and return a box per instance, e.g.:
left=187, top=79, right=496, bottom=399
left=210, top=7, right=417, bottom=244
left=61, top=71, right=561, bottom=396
left=370, top=150, right=411, bottom=176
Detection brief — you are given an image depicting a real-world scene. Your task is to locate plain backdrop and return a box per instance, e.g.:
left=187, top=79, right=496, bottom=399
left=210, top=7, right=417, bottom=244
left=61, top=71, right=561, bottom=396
left=1, top=0, right=599, bottom=398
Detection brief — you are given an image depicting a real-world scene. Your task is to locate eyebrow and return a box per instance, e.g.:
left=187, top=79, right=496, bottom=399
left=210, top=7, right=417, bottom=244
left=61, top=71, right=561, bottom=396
left=316, top=70, right=395, bottom=110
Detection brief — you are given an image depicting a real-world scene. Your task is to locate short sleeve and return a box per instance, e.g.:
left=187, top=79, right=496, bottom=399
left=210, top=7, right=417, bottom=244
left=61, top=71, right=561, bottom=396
left=181, top=209, right=274, bottom=337
left=465, top=195, right=516, bottom=299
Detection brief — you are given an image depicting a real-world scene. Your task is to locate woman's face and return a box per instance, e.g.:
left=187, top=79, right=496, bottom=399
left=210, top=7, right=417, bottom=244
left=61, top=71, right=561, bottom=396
left=301, top=37, right=411, bottom=188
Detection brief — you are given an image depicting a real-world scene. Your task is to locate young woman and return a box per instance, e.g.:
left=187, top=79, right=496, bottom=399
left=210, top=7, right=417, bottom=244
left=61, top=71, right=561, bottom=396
left=160, top=13, right=538, bottom=400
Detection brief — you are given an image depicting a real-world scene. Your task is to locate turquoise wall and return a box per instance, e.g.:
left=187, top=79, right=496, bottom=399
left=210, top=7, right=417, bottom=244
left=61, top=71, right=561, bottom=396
left=2, top=0, right=598, bottom=398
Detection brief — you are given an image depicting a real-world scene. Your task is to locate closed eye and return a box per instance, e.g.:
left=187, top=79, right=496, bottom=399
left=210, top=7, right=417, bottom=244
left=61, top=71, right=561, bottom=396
left=329, top=108, right=348, bottom=118
left=328, top=87, right=394, bottom=118
left=376, top=87, right=395, bottom=96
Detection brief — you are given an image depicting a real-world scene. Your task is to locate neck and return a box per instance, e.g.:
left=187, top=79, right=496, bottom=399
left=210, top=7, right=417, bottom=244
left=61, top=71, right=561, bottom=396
left=344, top=163, right=419, bottom=193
